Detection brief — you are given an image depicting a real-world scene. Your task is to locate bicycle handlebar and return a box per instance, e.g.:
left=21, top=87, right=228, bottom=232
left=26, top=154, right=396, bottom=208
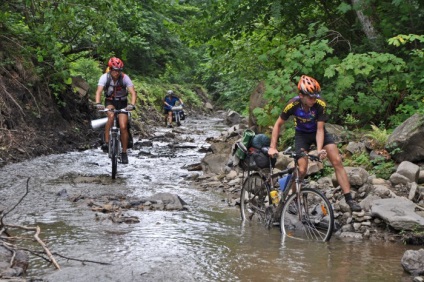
left=263, top=146, right=321, bottom=162
left=99, top=109, right=130, bottom=114
left=282, top=146, right=321, bottom=162
left=171, top=105, right=183, bottom=111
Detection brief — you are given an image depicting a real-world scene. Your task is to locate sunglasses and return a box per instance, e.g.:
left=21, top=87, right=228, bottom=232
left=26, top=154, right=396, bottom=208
left=307, top=94, right=320, bottom=98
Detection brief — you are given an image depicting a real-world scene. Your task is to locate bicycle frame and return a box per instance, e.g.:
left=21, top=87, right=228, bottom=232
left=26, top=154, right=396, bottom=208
left=171, top=105, right=183, bottom=126
left=240, top=146, right=334, bottom=241
left=271, top=148, right=319, bottom=216
left=100, top=108, right=129, bottom=179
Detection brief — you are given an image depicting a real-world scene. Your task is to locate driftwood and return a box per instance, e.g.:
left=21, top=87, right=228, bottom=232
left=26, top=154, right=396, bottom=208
left=4, top=224, right=60, bottom=270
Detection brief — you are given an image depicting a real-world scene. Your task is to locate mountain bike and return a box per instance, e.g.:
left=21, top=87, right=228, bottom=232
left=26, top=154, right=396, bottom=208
left=239, top=147, right=335, bottom=242
left=171, top=105, right=185, bottom=126
left=100, top=108, right=130, bottom=179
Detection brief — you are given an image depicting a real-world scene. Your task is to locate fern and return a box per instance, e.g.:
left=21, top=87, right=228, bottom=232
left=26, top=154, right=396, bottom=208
left=364, top=124, right=389, bottom=150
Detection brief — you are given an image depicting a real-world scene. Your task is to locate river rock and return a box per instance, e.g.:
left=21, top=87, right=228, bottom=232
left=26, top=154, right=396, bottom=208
left=401, top=249, right=424, bottom=276
left=371, top=197, right=424, bottom=230
left=386, top=113, right=424, bottom=163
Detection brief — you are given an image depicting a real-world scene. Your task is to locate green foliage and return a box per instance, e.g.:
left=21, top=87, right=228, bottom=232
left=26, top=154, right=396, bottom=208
left=364, top=124, right=389, bottom=150
left=342, top=150, right=395, bottom=180
left=371, top=158, right=395, bottom=180
left=343, top=152, right=373, bottom=171
left=253, top=32, right=334, bottom=128
left=134, top=77, right=203, bottom=114
left=324, top=52, right=415, bottom=127
left=70, top=58, right=103, bottom=100
left=343, top=114, right=360, bottom=130
left=1, top=0, right=424, bottom=137
left=311, top=163, right=335, bottom=180
left=211, top=76, right=253, bottom=114
left=388, top=34, right=424, bottom=48
left=279, top=125, right=295, bottom=150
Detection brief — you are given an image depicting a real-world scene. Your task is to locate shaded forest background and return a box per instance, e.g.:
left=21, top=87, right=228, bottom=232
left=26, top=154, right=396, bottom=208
left=0, top=0, right=423, bottom=166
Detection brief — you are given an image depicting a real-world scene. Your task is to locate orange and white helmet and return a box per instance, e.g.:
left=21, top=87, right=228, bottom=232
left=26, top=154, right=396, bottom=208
left=298, top=75, right=321, bottom=97
left=108, top=57, right=124, bottom=71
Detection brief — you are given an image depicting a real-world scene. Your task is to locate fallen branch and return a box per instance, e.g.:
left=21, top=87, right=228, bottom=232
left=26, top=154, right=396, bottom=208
left=5, top=224, right=60, bottom=270
left=0, top=178, right=31, bottom=227
left=415, top=204, right=424, bottom=211
left=52, top=252, right=112, bottom=266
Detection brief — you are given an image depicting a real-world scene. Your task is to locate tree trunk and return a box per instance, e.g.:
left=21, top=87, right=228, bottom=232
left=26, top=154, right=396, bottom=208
left=351, top=0, right=379, bottom=40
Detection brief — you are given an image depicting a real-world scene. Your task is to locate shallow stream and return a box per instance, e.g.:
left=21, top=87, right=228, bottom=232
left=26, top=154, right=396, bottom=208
left=0, top=115, right=418, bottom=281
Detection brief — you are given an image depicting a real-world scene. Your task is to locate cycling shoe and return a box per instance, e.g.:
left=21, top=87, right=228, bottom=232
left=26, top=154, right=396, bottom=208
left=121, top=153, right=128, bottom=164
left=101, top=144, right=108, bottom=153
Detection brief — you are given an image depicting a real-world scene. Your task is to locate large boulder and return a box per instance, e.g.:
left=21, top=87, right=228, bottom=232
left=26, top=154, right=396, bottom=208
left=332, top=166, right=369, bottom=188
left=386, top=113, right=424, bottom=162
left=371, top=197, right=424, bottom=231
left=325, top=123, right=349, bottom=144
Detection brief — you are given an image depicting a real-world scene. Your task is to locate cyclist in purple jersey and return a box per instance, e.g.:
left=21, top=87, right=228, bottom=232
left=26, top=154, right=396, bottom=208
left=280, top=95, right=328, bottom=133
left=268, top=75, right=361, bottom=212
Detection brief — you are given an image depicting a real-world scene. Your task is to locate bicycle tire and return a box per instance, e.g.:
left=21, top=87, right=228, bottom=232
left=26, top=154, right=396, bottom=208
left=280, top=187, right=334, bottom=242
left=111, top=138, right=118, bottom=179
left=240, top=173, right=269, bottom=225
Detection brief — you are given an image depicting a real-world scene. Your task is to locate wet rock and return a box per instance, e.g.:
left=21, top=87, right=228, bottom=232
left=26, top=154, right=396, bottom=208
left=56, top=189, right=68, bottom=197
left=386, top=113, right=424, bottom=163
left=338, top=231, right=363, bottom=239
left=371, top=197, right=424, bottom=230
left=0, top=246, right=29, bottom=278
left=148, top=193, right=188, bottom=211
left=401, top=249, right=424, bottom=276
left=184, top=163, right=202, bottom=171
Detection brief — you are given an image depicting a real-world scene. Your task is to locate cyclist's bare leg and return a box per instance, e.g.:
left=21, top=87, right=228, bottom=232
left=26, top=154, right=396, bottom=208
left=167, top=111, right=173, bottom=125
left=118, top=114, right=129, bottom=153
left=297, top=156, right=308, bottom=179
left=324, top=143, right=351, bottom=194
left=289, top=156, right=308, bottom=193
left=104, top=105, right=115, bottom=143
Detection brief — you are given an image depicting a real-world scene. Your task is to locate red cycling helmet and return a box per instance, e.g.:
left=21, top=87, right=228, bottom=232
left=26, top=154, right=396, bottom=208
left=108, top=57, right=124, bottom=71
left=298, top=75, right=321, bottom=97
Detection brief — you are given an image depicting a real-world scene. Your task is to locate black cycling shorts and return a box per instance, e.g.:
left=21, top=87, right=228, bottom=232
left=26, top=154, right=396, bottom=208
left=105, top=99, right=127, bottom=110
left=164, top=109, right=172, bottom=114
left=294, top=130, right=335, bottom=153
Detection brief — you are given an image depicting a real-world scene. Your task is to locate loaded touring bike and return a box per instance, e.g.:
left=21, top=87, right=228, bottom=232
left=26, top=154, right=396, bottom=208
left=239, top=146, right=335, bottom=242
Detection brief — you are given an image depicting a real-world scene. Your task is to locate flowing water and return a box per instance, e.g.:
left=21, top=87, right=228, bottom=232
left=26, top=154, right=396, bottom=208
left=0, top=114, right=419, bottom=282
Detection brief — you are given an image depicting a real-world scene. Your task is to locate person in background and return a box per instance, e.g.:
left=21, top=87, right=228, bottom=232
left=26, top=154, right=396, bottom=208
left=163, top=90, right=184, bottom=128
left=95, top=57, right=137, bottom=164
left=268, top=75, right=362, bottom=212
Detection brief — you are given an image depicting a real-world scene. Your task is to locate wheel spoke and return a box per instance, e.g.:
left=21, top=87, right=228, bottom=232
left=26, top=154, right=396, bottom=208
left=280, top=188, right=334, bottom=242
left=240, top=173, right=269, bottom=225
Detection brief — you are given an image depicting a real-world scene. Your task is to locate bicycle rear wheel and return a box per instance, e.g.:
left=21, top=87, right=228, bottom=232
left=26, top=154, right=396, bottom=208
left=240, top=173, right=269, bottom=225
left=111, top=138, right=118, bottom=179
left=280, top=187, right=334, bottom=242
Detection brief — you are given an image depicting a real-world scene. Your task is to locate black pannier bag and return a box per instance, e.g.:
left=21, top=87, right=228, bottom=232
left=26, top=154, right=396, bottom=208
left=172, top=110, right=186, bottom=121
left=251, top=147, right=276, bottom=169
left=239, top=147, right=276, bottom=171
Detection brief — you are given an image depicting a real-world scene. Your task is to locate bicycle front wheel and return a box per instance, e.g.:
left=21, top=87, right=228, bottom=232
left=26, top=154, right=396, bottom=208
left=240, top=173, right=269, bottom=225
left=280, top=188, right=334, bottom=242
left=111, top=138, right=119, bottom=179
